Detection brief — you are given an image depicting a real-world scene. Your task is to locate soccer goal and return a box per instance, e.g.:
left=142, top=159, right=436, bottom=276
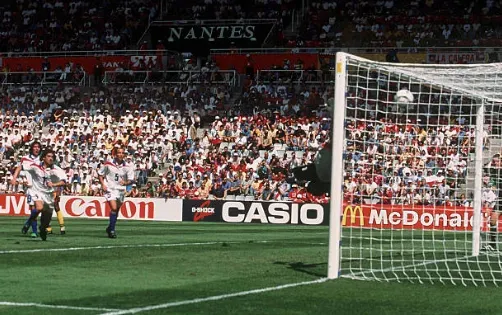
left=328, top=52, right=502, bottom=286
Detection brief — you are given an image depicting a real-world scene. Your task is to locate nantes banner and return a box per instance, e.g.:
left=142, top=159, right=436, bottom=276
left=150, top=22, right=276, bottom=56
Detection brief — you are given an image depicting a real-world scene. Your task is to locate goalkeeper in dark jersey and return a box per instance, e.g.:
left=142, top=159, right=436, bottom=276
left=484, top=154, right=502, bottom=251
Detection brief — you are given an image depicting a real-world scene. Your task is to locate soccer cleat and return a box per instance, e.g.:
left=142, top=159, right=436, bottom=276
left=21, top=224, right=29, bottom=235
left=39, top=227, right=47, bottom=241
left=46, top=226, right=53, bottom=234
left=106, top=227, right=117, bottom=239
left=60, top=226, right=66, bottom=235
left=30, top=232, right=37, bottom=239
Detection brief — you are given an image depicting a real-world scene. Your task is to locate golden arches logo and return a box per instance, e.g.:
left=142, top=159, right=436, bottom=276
left=342, top=205, right=364, bottom=226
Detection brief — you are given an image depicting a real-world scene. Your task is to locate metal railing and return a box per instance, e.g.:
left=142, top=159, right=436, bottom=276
left=0, top=71, right=87, bottom=86
left=256, top=69, right=334, bottom=84
left=102, top=70, right=237, bottom=86
left=210, top=46, right=499, bottom=55
left=150, top=19, right=277, bottom=25
left=2, top=49, right=181, bottom=57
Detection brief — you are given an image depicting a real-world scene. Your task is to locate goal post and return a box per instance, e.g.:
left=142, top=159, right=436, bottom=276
left=327, top=53, right=348, bottom=279
left=327, top=52, right=502, bottom=285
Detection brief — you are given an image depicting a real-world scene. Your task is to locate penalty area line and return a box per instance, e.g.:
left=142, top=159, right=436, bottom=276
left=0, top=240, right=326, bottom=255
left=0, top=301, right=122, bottom=312
left=99, top=278, right=328, bottom=315
left=0, top=241, right=235, bottom=254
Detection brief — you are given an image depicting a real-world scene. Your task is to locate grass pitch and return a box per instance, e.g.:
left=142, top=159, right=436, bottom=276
left=1, top=217, right=502, bottom=315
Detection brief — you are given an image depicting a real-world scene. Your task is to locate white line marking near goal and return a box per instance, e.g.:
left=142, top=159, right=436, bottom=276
left=0, top=242, right=234, bottom=254
left=0, top=301, right=122, bottom=312
left=0, top=240, right=325, bottom=255
left=99, top=278, right=329, bottom=315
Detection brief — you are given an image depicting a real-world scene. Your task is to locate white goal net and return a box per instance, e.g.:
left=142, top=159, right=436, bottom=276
left=328, top=52, right=502, bottom=286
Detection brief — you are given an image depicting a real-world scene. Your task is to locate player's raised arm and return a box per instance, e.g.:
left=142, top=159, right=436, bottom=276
left=10, top=163, right=23, bottom=186
left=11, top=157, right=31, bottom=185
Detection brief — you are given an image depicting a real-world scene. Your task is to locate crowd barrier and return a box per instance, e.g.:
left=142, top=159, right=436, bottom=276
left=0, top=194, right=495, bottom=230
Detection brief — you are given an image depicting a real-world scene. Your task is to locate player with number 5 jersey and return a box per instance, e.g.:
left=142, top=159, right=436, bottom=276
left=98, top=146, right=135, bottom=238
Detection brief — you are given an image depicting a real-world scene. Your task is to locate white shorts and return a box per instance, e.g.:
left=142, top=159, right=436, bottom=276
left=31, top=190, right=55, bottom=206
left=104, top=189, right=125, bottom=203
left=25, top=188, right=34, bottom=206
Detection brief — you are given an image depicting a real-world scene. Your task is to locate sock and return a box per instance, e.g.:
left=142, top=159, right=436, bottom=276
left=24, top=209, right=38, bottom=227
left=490, top=223, right=497, bottom=246
left=56, top=210, right=65, bottom=227
left=108, top=212, right=118, bottom=231
left=31, top=215, right=38, bottom=234
left=40, top=210, right=53, bottom=231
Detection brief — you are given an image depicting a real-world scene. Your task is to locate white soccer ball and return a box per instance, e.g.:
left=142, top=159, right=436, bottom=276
left=395, top=89, right=414, bottom=104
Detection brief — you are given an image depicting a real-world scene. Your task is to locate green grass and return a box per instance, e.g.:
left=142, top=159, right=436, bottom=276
left=1, top=216, right=502, bottom=315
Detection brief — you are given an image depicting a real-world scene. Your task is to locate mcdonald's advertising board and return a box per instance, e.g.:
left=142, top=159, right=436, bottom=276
left=342, top=204, right=491, bottom=231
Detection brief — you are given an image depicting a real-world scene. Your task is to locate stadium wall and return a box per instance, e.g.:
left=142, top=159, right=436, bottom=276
left=0, top=194, right=496, bottom=230
left=2, top=55, right=162, bottom=73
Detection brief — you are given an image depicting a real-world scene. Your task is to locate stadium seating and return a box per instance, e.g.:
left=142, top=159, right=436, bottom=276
left=0, top=0, right=157, bottom=52
left=0, top=62, right=476, bottom=206
left=0, top=0, right=494, bottom=206
left=290, top=0, right=502, bottom=48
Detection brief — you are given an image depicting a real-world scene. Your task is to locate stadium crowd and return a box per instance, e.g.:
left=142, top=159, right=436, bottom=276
left=2, top=0, right=502, bottom=54
left=0, top=78, right=334, bottom=203
left=0, top=0, right=297, bottom=53
left=291, top=0, right=502, bottom=48
left=0, top=0, right=499, bottom=206
left=0, top=0, right=157, bottom=53
left=0, top=69, right=492, bottom=208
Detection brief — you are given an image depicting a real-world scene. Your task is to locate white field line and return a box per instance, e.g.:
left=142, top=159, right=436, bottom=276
left=99, top=278, right=329, bottom=315
left=0, top=241, right=267, bottom=254
left=0, top=241, right=326, bottom=255
left=0, top=242, right=228, bottom=254
left=0, top=301, right=121, bottom=312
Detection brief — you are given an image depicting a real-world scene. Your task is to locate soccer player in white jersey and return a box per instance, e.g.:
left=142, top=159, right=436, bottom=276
left=23, top=149, right=67, bottom=241
left=98, top=146, right=135, bottom=238
left=45, top=162, right=67, bottom=235
left=11, top=141, right=41, bottom=238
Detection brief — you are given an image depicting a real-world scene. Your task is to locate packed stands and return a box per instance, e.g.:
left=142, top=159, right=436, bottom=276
left=0, top=0, right=157, bottom=52
left=0, top=69, right=331, bottom=203
left=290, top=0, right=502, bottom=48
left=0, top=0, right=296, bottom=53
left=0, top=61, right=486, bottom=208
left=0, top=0, right=498, bottom=207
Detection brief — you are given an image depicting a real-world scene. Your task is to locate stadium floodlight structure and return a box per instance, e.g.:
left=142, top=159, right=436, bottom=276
left=328, top=52, right=502, bottom=286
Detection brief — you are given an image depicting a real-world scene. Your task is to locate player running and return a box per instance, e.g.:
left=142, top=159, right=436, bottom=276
left=98, top=146, right=135, bottom=238
left=11, top=141, right=41, bottom=238
left=22, top=149, right=66, bottom=241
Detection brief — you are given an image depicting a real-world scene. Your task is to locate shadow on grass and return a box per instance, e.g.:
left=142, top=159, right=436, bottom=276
left=273, top=261, right=327, bottom=277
